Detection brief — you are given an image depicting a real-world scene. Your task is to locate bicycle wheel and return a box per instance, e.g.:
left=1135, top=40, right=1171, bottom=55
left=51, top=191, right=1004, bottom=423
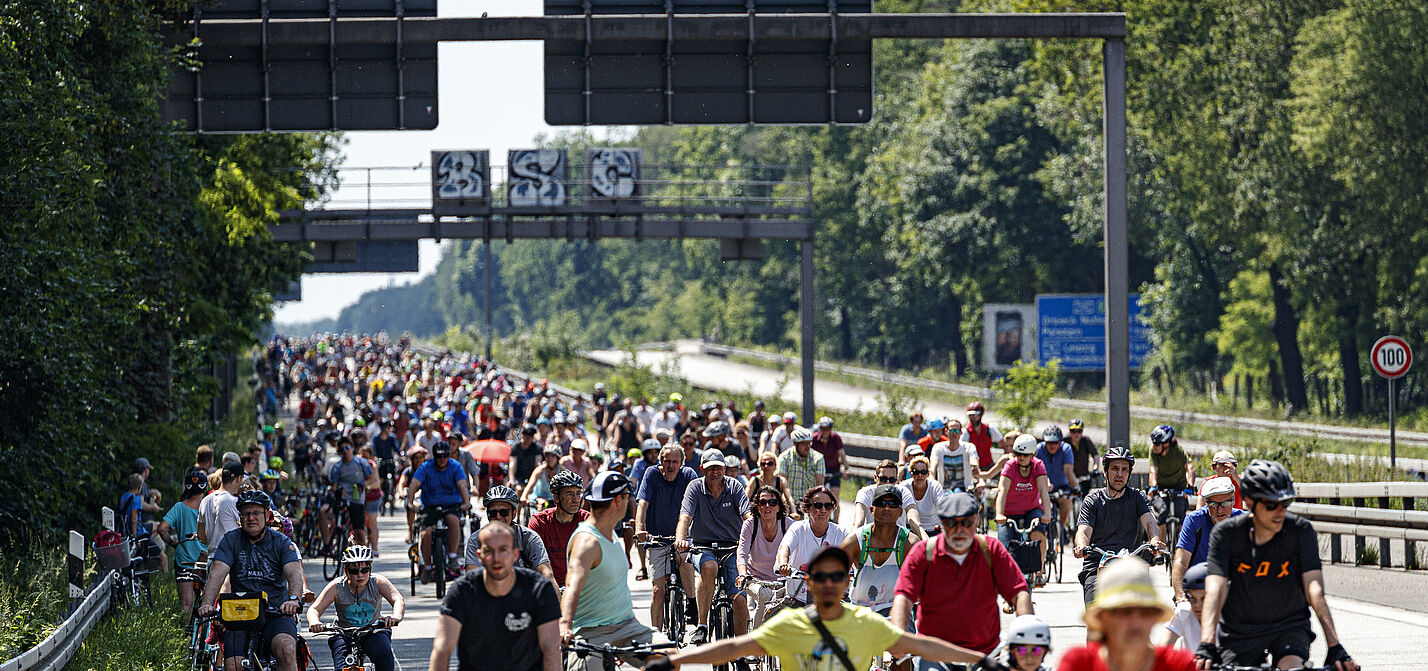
left=1163, top=518, right=1178, bottom=573
left=666, top=584, right=686, bottom=643
left=711, top=602, right=733, bottom=671
left=433, top=530, right=448, bottom=599
left=324, top=530, right=347, bottom=581
left=1055, top=524, right=1068, bottom=583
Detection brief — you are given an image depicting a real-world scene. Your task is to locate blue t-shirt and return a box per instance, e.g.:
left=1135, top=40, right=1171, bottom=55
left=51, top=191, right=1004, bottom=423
left=630, top=458, right=653, bottom=488
left=451, top=409, right=471, bottom=436
left=414, top=460, right=468, bottom=506
left=1035, top=442, right=1074, bottom=490
left=212, top=528, right=300, bottom=599
left=119, top=491, right=147, bottom=538
left=1176, top=506, right=1244, bottom=565
left=898, top=424, right=927, bottom=444
left=636, top=466, right=700, bottom=536
left=162, top=502, right=206, bottom=566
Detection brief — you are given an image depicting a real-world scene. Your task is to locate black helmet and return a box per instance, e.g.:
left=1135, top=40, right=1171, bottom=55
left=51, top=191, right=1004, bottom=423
left=484, top=485, right=520, bottom=508
left=550, top=470, right=584, bottom=493
left=236, top=490, right=272, bottom=511
left=1240, top=459, right=1296, bottom=503
left=432, top=441, right=452, bottom=457
left=703, top=421, right=731, bottom=438
left=1102, top=445, right=1135, bottom=467
left=521, top=423, right=539, bottom=435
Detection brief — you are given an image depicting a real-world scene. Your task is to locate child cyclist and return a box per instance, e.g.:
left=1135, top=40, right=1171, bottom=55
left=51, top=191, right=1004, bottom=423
left=307, top=545, right=405, bottom=671
left=1003, top=615, right=1053, bottom=671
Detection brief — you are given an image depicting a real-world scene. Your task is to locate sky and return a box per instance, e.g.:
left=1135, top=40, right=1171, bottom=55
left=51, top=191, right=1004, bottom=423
left=273, top=0, right=613, bottom=325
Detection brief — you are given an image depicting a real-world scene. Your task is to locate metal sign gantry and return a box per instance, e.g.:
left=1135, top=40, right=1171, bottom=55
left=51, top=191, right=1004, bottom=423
left=182, top=10, right=1130, bottom=443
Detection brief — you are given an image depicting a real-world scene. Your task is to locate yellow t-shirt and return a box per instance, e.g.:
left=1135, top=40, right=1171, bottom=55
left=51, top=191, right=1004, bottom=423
left=751, top=604, right=903, bottom=671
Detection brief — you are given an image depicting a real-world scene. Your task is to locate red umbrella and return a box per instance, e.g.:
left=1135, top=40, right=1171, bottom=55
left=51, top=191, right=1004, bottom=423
left=464, top=439, right=512, bottom=464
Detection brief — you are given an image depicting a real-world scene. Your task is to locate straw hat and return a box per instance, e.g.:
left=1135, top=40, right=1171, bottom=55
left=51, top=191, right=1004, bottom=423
left=1084, top=556, right=1172, bottom=630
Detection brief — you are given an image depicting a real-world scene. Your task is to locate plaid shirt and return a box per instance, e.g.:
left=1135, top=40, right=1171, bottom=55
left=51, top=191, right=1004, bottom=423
left=777, top=447, right=825, bottom=501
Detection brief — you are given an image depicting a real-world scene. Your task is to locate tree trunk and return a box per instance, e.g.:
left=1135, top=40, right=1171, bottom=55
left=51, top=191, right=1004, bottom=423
left=1269, top=359, right=1284, bottom=408
left=1268, top=264, right=1310, bottom=410
left=1246, top=375, right=1255, bottom=409
left=947, top=294, right=967, bottom=376
left=837, top=306, right=853, bottom=360
left=1338, top=303, right=1365, bottom=415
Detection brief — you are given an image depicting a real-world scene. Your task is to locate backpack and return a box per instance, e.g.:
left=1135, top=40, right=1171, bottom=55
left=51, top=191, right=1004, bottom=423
left=857, top=523, right=910, bottom=567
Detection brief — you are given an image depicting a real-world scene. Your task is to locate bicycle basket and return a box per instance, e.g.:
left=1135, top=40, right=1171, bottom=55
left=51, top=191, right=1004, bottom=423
left=94, top=539, right=133, bottom=571
left=219, top=591, right=270, bottom=630
left=1008, top=539, right=1042, bottom=575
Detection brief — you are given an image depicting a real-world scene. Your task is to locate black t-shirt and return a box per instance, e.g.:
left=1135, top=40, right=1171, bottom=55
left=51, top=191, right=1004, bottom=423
left=1206, top=513, right=1321, bottom=639
left=372, top=434, right=399, bottom=460
left=439, top=567, right=562, bottom=671
left=1071, top=436, right=1098, bottom=476
left=510, top=440, right=543, bottom=482
left=1077, top=487, right=1152, bottom=574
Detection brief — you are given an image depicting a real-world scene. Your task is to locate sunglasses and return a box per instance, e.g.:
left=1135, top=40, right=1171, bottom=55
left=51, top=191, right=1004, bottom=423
left=1258, top=498, right=1294, bottom=511
left=876, top=476, right=898, bottom=484
left=760, top=460, right=776, bottom=467
left=940, top=517, right=977, bottom=529
left=872, top=499, right=901, bottom=509
left=1013, top=645, right=1046, bottom=656
left=947, top=429, right=962, bottom=435
left=489, top=507, right=514, bottom=518
left=806, top=502, right=835, bottom=511
left=757, top=499, right=780, bottom=507
left=807, top=571, right=846, bottom=584
left=345, top=566, right=371, bottom=575
left=910, top=469, right=929, bottom=476
left=1205, top=500, right=1234, bottom=510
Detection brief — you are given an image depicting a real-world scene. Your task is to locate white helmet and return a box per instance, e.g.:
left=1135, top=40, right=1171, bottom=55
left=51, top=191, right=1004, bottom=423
left=1012, top=434, right=1039, bottom=455
left=342, top=544, right=374, bottom=565
left=1004, top=614, right=1051, bottom=646
left=790, top=427, right=814, bottom=443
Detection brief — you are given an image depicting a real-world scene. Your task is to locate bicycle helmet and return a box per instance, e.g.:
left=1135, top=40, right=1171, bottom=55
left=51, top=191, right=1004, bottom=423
left=927, top=418, right=946, bottom=431
left=817, top=416, right=834, bottom=429
left=1239, top=459, right=1296, bottom=503
left=521, top=423, right=539, bottom=435
left=967, top=401, right=985, bottom=415
left=342, top=544, right=374, bottom=565
left=1150, top=424, right=1175, bottom=444
left=268, top=456, right=285, bottom=470
left=1067, top=418, right=1085, bottom=431
left=1042, top=425, right=1063, bottom=442
left=431, top=441, right=452, bottom=457
left=1012, top=434, right=1039, bottom=455
left=641, top=438, right=663, bottom=453
left=627, top=448, right=643, bottom=460
left=1102, top=445, right=1135, bottom=467
left=1004, top=614, right=1052, bottom=647
left=483, top=485, right=519, bottom=508
left=790, top=427, right=814, bottom=443
left=260, top=469, right=281, bottom=481
left=703, top=421, right=731, bottom=438
left=235, top=490, right=272, bottom=510
left=550, top=470, right=584, bottom=493
left=542, top=445, right=563, bottom=458
left=353, top=417, right=366, bottom=428
left=1183, top=562, right=1208, bottom=592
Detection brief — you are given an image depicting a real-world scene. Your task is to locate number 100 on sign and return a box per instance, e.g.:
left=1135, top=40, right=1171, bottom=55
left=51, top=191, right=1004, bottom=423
left=1371, top=336, right=1413, bottom=379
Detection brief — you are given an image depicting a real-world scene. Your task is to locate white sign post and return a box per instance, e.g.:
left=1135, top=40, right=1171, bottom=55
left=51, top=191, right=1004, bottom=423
left=1371, top=335, right=1413, bottom=468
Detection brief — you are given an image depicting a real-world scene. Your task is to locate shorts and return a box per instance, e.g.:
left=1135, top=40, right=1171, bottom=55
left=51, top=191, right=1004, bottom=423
left=364, top=498, right=381, bottom=515
left=693, top=549, right=742, bottom=598
left=422, top=505, right=461, bottom=528
left=997, top=509, right=1045, bottom=549
left=1220, top=627, right=1314, bottom=667
left=344, top=501, right=367, bottom=528
left=825, top=474, right=841, bottom=489
left=566, top=617, right=662, bottom=671
left=223, top=615, right=298, bottom=661
left=648, top=545, right=678, bottom=580
left=1153, top=493, right=1189, bottom=525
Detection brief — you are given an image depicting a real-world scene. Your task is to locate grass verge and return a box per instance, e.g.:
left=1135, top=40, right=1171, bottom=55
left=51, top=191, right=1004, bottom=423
left=0, top=541, right=73, bottom=660
left=66, top=577, right=188, bottom=671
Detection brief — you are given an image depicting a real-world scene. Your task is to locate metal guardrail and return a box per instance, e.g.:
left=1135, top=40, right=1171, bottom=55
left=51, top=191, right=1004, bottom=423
left=1, top=571, right=113, bottom=671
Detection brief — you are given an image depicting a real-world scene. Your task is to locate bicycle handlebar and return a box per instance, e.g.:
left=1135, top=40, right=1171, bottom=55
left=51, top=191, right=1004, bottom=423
left=562, top=640, right=678, bottom=657
left=1084, top=543, right=1165, bottom=565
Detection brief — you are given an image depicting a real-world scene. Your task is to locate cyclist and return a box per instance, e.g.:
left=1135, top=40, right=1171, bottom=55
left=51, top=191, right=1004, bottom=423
left=198, top=491, right=304, bottom=671
left=1058, top=556, right=1194, bottom=671
left=898, top=412, right=927, bottom=455
left=431, top=522, right=563, bottom=671
left=1157, top=563, right=1208, bottom=651
left=1003, top=615, right=1052, bottom=671
left=561, top=471, right=661, bottom=671
left=1195, top=460, right=1356, bottom=671
left=323, top=439, right=374, bottom=547
left=654, top=546, right=988, bottom=671
left=635, top=443, right=700, bottom=627
left=371, top=420, right=400, bottom=499
left=775, top=486, right=847, bottom=602
left=522, top=445, right=565, bottom=510
left=901, top=455, right=946, bottom=537
left=749, top=449, right=797, bottom=516
left=1170, top=476, right=1241, bottom=601
left=964, top=402, right=1003, bottom=468
left=198, top=462, right=244, bottom=545
left=1072, top=446, right=1164, bottom=605
left=1036, top=426, right=1078, bottom=530
left=930, top=419, right=1005, bottom=498
left=1207, top=451, right=1244, bottom=509
left=560, top=438, right=598, bottom=485
left=307, top=545, right=404, bottom=671
left=675, top=449, right=752, bottom=644
left=1148, top=425, right=1194, bottom=542
left=509, top=423, right=544, bottom=493
left=399, top=445, right=428, bottom=541
left=1066, top=419, right=1100, bottom=495
left=996, top=434, right=1053, bottom=585
left=849, top=459, right=925, bottom=536
left=811, top=417, right=848, bottom=521
left=738, top=484, right=792, bottom=628
left=465, top=485, right=554, bottom=581
left=406, top=441, right=472, bottom=583
left=157, top=468, right=210, bottom=611
left=529, top=470, right=591, bottom=587
left=840, top=484, right=915, bottom=653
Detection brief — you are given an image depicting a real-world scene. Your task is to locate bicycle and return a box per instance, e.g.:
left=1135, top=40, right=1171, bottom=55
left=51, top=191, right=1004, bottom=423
left=690, top=542, right=740, bottom=671
left=1083, top=543, right=1167, bottom=577
left=208, top=600, right=319, bottom=671
left=378, top=458, right=399, bottom=517
left=322, top=493, right=354, bottom=581
left=420, top=503, right=468, bottom=598
left=309, top=619, right=394, bottom=671
left=742, top=574, right=801, bottom=671
left=642, top=536, right=688, bottom=644
left=1148, top=487, right=1193, bottom=574
left=176, top=557, right=219, bottom=671
left=562, top=639, right=678, bottom=671
left=96, top=535, right=158, bottom=610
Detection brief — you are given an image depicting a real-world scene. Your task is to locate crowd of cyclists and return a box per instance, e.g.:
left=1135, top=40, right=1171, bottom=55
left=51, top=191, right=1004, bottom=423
left=111, top=333, right=1362, bottom=671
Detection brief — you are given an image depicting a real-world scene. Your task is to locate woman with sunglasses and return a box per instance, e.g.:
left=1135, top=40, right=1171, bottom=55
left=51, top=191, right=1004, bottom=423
left=738, top=485, right=792, bottom=627
left=775, top=486, right=847, bottom=603
left=307, top=544, right=405, bottom=671
left=749, top=449, right=797, bottom=517
left=902, top=456, right=947, bottom=536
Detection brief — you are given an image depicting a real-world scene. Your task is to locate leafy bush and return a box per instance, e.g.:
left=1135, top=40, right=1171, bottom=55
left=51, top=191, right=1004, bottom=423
left=0, top=541, right=70, bottom=659
left=991, top=359, right=1062, bottom=431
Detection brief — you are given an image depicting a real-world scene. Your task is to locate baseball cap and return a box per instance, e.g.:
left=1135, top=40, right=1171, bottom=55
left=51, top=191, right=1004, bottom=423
left=871, top=484, right=903, bottom=505
left=701, top=449, right=727, bottom=469
left=221, top=462, right=244, bottom=479
left=570, top=438, right=588, bottom=452
left=133, top=457, right=151, bottom=471
left=1211, top=450, right=1238, bottom=465
left=807, top=545, right=852, bottom=573
left=904, top=445, right=925, bottom=459
left=935, top=491, right=980, bottom=520
left=1199, top=476, right=1237, bottom=498
left=584, top=471, right=631, bottom=502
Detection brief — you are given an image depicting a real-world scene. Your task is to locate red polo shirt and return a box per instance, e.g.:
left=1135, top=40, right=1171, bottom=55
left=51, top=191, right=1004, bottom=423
left=893, top=534, right=1028, bottom=653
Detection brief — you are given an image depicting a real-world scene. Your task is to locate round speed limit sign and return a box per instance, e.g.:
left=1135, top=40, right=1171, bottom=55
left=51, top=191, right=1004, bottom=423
left=1371, top=335, right=1413, bottom=379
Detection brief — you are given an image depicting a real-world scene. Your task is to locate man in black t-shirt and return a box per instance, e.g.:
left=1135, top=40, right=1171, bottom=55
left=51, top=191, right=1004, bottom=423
left=1195, top=460, right=1356, bottom=671
left=432, top=522, right=562, bottom=671
left=1072, top=445, right=1164, bottom=604
left=509, top=424, right=544, bottom=491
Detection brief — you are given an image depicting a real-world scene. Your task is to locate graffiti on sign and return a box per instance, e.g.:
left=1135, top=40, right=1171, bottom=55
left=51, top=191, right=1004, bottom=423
left=508, top=150, right=569, bottom=206
left=587, top=148, right=641, bottom=199
left=434, top=150, right=489, bottom=200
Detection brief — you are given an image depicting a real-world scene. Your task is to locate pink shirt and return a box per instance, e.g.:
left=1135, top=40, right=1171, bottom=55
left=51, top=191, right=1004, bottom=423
left=1000, top=459, right=1046, bottom=515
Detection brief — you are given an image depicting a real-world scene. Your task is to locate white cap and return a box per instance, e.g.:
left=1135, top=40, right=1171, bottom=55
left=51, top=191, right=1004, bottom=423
left=1211, top=450, right=1238, bottom=464
left=1199, top=476, right=1236, bottom=498
left=570, top=438, right=588, bottom=452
